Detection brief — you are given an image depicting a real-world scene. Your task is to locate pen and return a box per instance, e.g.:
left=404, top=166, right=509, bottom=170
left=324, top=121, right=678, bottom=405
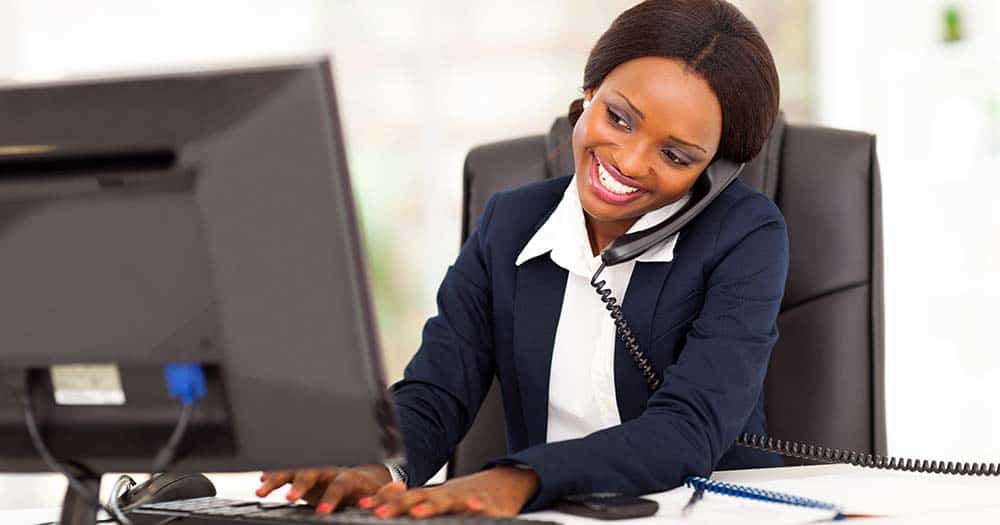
left=681, top=487, right=704, bottom=517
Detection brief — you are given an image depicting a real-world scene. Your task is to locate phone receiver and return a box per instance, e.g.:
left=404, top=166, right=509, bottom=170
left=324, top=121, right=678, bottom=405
left=600, top=158, right=745, bottom=267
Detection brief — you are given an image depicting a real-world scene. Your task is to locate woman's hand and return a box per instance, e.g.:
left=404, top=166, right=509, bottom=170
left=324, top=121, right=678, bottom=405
left=360, top=467, right=539, bottom=518
left=256, top=465, right=393, bottom=514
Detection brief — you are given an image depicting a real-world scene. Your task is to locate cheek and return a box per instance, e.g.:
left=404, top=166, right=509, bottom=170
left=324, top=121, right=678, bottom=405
left=571, top=116, right=590, bottom=165
left=645, top=170, right=704, bottom=207
left=571, top=110, right=609, bottom=162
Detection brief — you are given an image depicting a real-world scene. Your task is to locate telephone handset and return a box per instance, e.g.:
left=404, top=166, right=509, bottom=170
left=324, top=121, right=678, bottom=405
left=599, top=158, right=746, bottom=267
left=590, top=158, right=745, bottom=392
left=590, top=159, right=1000, bottom=477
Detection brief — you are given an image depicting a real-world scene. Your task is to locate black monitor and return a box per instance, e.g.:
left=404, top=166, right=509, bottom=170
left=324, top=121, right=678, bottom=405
left=0, top=58, right=403, bottom=521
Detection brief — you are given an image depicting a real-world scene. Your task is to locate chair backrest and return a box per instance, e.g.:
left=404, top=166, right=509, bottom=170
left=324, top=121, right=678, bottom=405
left=449, top=114, right=886, bottom=477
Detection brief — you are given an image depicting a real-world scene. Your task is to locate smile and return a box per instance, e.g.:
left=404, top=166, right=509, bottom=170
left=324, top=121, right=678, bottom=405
left=588, top=152, right=645, bottom=205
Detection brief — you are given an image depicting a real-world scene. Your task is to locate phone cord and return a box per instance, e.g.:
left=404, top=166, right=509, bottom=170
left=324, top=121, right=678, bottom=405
left=592, top=263, right=1000, bottom=477
left=737, top=432, right=1000, bottom=476
left=590, top=262, right=661, bottom=392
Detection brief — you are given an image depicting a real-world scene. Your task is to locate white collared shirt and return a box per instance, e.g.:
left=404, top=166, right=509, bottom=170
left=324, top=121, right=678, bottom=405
left=515, top=178, right=692, bottom=442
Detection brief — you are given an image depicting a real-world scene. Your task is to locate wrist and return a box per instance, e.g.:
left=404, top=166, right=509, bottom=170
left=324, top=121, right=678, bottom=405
left=491, top=465, right=540, bottom=510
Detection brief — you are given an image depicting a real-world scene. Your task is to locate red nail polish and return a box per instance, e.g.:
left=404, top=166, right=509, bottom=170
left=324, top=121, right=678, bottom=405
left=412, top=504, right=427, bottom=515
left=359, top=497, right=373, bottom=508
left=467, top=498, right=483, bottom=510
left=317, top=503, right=333, bottom=514
left=375, top=506, right=391, bottom=518
left=287, top=490, right=299, bottom=500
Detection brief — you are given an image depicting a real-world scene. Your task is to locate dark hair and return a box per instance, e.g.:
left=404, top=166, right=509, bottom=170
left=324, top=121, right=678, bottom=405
left=569, top=0, right=779, bottom=162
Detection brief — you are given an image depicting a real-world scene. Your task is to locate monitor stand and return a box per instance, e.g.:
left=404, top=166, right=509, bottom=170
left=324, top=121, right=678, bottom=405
left=60, top=474, right=102, bottom=525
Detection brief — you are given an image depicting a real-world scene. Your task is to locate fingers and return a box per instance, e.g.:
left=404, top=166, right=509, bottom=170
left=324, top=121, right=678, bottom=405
left=408, top=492, right=465, bottom=518
left=368, top=486, right=497, bottom=519
left=288, top=469, right=340, bottom=502
left=374, top=486, right=429, bottom=518
left=313, top=469, right=385, bottom=514
left=258, top=470, right=506, bottom=518
left=255, top=471, right=294, bottom=497
left=364, top=480, right=405, bottom=506
left=358, top=481, right=404, bottom=515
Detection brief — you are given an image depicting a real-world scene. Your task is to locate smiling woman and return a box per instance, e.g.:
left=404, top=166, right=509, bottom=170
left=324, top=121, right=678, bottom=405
left=258, top=0, right=788, bottom=518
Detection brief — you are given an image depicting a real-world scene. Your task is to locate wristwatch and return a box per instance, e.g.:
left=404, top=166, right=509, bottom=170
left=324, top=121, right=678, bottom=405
left=384, top=462, right=409, bottom=486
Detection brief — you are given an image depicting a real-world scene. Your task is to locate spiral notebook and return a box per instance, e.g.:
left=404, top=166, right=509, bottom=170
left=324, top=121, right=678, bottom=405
left=679, top=476, right=884, bottom=522
left=626, top=468, right=1000, bottom=524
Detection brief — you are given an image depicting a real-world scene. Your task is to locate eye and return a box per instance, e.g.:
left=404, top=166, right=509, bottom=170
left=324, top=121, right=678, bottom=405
left=606, top=107, right=631, bottom=131
left=663, top=149, right=690, bottom=167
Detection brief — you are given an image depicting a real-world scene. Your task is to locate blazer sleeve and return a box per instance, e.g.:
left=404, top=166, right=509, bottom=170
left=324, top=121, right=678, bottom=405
left=488, top=193, right=790, bottom=510
left=389, top=193, right=500, bottom=486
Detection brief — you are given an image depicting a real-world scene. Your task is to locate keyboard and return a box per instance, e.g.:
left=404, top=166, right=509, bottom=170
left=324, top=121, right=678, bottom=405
left=128, top=497, right=562, bottom=525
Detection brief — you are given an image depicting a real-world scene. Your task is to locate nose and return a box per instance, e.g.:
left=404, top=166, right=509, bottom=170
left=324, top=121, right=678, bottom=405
left=614, top=140, right=655, bottom=180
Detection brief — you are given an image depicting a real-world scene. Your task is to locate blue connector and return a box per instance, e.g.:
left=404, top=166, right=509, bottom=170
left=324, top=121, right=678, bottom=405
left=164, top=363, right=207, bottom=405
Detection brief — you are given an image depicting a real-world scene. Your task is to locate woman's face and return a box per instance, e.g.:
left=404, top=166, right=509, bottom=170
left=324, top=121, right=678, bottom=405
left=572, top=56, right=723, bottom=227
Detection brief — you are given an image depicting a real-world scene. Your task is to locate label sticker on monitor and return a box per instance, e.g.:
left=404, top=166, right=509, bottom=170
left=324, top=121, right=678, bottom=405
left=50, top=364, right=126, bottom=405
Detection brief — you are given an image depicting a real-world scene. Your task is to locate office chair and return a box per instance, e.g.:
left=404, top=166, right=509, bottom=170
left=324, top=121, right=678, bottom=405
left=448, top=113, right=886, bottom=477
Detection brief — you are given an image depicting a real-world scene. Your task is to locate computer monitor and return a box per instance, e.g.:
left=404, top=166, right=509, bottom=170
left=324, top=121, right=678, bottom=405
left=0, top=57, right=403, bottom=507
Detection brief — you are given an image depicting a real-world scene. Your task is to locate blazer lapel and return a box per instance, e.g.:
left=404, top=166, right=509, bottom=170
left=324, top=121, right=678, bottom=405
left=614, top=260, right=675, bottom=421
left=512, top=255, right=567, bottom=446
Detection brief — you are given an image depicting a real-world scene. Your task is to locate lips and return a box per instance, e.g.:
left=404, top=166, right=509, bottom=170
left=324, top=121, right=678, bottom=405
left=588, top=152, right=645, bottom=205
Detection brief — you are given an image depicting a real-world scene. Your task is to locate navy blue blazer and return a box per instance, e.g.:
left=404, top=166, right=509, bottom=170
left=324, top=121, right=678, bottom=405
left=391, top=175, right=788, bottom=510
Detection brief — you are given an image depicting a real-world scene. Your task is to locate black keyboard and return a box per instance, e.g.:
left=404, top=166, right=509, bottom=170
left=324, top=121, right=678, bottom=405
left=128, top=497, right=562, bottom=525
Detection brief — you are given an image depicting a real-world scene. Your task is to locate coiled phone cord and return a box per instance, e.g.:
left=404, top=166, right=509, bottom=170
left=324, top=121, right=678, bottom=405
left=590, top=262, right=661, bottom=391
left=591, top=263, right=1000, bottom=477
left=736, top=432, right=1000, bottom=476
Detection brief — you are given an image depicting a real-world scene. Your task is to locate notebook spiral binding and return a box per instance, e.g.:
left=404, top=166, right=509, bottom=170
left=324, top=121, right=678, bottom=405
left=684, top=476, right=844, bottom=519
left=737, top=433, right=1000, bottom=476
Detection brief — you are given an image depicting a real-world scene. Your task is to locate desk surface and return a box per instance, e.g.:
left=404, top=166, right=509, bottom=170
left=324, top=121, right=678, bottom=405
left=3, top=464, right=999, bottom=524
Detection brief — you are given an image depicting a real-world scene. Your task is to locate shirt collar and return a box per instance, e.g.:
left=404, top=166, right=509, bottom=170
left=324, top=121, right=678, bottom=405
left=515, top=177, right=691, bottom=275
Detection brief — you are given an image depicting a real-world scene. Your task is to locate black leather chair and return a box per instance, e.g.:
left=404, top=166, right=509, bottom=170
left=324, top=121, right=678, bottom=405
left=449, top=113, right=886, bottom=477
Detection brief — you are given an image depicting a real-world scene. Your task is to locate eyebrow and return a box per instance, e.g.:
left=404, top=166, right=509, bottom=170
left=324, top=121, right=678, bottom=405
left=612, top=90, right=709, bottom=155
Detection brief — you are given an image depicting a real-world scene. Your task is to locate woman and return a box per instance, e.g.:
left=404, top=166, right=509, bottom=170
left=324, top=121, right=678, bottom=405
left=257, top=0, right=786, bottom=517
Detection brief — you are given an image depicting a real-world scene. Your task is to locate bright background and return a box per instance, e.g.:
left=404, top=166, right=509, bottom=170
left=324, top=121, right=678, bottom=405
left=1, top=0, right=998, bottom=512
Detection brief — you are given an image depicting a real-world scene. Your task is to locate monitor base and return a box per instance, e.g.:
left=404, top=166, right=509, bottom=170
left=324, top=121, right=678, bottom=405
left=60, top=474, right=101, bottom=525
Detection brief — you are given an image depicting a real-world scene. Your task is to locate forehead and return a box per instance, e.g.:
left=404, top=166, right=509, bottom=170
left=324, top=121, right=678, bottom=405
left=597, top=56, right=722, bottom=150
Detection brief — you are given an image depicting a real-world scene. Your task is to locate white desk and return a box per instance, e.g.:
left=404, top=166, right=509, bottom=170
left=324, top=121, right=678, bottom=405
left=3, top=465, right=999, bottom=524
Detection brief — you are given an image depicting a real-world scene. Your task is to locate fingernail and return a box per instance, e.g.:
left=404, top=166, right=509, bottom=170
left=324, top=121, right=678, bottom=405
left=412, top=504, right=428, bottom=515
left=287, top=490, right=299, bottom=500
left=358, top=497, right=373, bottom=508
left=467, top=497, right=483, bottom=510
left=317, top=503, right=333, bottom=514
left=375, top=506, right=391, bottom=518
left=255, top=488, right=266, bottom=497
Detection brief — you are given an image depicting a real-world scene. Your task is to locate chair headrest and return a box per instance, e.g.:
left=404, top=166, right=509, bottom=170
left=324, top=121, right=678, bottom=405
left=740, top=111, right=786, bottom=200
left=545, top=117, right=575, bottom=179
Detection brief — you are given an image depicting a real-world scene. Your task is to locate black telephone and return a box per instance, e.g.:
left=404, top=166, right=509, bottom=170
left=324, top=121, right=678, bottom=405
left=591, top=159, right=1000, bottom=477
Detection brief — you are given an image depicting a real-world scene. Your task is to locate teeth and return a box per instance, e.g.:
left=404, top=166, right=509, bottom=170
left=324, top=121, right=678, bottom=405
left=597, top=162, right=640, bottom=195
